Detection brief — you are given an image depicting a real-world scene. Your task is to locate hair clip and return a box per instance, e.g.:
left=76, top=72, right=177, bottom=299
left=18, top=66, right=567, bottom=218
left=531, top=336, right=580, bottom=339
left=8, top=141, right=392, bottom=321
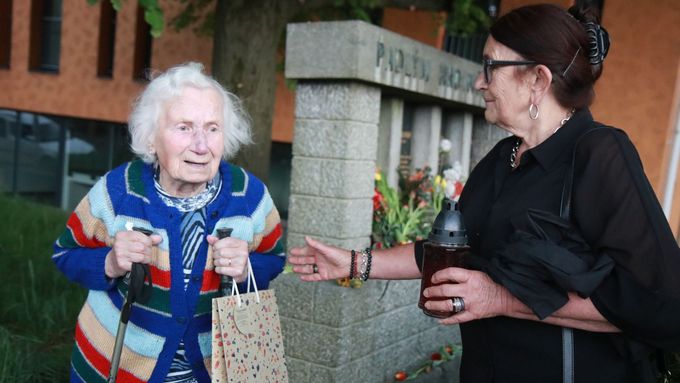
left=582, top=22, right=610, bottom=65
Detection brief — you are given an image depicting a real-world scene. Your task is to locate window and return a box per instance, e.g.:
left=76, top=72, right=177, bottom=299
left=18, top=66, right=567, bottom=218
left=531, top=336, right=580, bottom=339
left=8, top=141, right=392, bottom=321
left=0, top=108, right=132, bottom=208
left=133, top=5, right=151, bottom=80
left=269, top=142, right=292, bottom=220
left=97, top=0, right=116, bottom=78
left=0, top=0, right=12, bottom=68
left=29, top=0, right=62, bottom=72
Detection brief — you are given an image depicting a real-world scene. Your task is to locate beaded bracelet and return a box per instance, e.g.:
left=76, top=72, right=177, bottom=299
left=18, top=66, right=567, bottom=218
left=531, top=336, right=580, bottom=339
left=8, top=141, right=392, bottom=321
left=349, top=249, right=356, bottom=279
left=355, top=248, right=373, bottom=281
left=358, top=250, right=368, bottom=279
left=363, top=247, right=372, bottom=281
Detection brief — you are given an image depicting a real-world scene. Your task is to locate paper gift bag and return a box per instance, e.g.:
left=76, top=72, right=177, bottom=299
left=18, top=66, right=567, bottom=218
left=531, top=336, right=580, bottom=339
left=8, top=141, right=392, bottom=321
left=211, top=261, right=288, bottom=383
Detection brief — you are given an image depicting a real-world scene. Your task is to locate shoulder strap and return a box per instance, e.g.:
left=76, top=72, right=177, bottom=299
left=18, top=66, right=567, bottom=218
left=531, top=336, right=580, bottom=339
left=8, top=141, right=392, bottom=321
left=559, top=125, right=606, bottom=383
left=560, top=126, right=608, bottom=220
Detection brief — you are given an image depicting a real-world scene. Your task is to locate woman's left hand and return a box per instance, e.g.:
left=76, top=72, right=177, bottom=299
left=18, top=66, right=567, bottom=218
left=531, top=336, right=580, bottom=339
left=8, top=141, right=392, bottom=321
left=423, top=267, right=512, bottom=325
left=207, top=235, right=249, bottom=283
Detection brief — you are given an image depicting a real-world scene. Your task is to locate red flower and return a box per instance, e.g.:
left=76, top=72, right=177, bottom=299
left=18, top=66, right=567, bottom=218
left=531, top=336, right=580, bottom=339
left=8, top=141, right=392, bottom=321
left=454, top=181, right=464, bottom=198
left=373, top=189, right=384, bottom=211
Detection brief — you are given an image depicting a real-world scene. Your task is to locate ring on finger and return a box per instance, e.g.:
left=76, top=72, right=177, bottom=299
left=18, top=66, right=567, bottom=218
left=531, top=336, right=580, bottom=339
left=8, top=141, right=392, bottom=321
left=227, top=258, right=232, bottom=266
left=312, top=264, right=319, bottom=274
left=451, top=296, right=465, bottom=313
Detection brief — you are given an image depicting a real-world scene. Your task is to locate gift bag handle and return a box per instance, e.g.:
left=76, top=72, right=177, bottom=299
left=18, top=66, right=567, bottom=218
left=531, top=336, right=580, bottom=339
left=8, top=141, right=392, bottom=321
left=229, top=258, right=261, bottom=306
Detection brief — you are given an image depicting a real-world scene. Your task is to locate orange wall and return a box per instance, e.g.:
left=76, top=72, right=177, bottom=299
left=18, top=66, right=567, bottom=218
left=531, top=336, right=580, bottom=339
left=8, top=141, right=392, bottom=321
left=381, top=7, right=446, bottom=49
left=500, top=0, right=570, bottom=15
left=592, top=0, right=680, bottom=193
left=0, top=0, right=212, bottom=123
left=271, top=71, right=295, bottom=143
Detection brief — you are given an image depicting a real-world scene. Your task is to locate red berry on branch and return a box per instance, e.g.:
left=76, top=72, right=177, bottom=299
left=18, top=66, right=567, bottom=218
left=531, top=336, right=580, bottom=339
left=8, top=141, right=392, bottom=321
left=394, top=371, right=408, bottom=381
left=431, top=352, right=442, bottom=361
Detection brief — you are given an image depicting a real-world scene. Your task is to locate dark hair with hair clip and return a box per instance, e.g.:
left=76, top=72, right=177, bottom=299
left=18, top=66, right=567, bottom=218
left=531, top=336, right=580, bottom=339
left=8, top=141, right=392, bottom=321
left=489, top=4, right=611, bottom=109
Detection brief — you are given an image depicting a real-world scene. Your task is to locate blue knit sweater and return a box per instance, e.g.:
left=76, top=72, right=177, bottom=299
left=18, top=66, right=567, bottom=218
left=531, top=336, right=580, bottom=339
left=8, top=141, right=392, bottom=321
left=52, top=160, right=285, bottom=382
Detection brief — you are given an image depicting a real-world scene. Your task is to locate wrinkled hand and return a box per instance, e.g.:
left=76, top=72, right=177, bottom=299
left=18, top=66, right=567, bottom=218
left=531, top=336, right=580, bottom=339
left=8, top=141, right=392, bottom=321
left=105, top=231, right=162, bottom=278
left=207, top=235, right=249, bottom=283
left=288, top=236, right=350, bottom=281
left=423, top=267, right=511, bottom=325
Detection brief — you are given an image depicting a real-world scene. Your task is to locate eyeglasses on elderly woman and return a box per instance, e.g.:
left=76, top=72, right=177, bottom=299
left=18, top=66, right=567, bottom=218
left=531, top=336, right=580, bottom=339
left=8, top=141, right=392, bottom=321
left=482, top=58, right=537, bottom=84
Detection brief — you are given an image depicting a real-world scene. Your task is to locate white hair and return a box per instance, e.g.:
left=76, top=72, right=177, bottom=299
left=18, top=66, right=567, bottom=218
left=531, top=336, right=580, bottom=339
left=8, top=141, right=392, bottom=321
left=128, top=62, right=252, bottom=163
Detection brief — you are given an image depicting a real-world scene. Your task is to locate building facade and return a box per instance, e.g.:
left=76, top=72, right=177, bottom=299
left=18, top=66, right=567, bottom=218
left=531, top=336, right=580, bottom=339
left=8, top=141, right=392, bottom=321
left=1, top=0, right=679, bottom=235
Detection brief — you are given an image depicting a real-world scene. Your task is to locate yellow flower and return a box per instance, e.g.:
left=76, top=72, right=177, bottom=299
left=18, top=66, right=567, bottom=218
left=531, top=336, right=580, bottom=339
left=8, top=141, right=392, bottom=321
left=375, top=172, right=382, bottom=181
left=434, top=175, right=442, bottom=185
left=441, top=179, right=447, bottom=188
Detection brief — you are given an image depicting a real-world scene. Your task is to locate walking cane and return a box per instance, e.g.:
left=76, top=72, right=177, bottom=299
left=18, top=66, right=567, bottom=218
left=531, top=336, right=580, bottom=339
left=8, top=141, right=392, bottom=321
left=216, top=228, right=234, bottom=296
left=108, top=226, right=153, bottom=383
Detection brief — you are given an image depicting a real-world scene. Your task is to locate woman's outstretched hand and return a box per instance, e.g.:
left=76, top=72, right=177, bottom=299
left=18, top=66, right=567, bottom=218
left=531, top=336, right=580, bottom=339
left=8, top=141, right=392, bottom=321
left=288, top=236, right=351, bottom=281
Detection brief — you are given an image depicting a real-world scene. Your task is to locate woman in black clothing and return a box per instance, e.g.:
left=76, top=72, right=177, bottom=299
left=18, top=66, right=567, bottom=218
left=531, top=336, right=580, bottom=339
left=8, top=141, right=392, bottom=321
left=288, top=4, right=680, bottom=382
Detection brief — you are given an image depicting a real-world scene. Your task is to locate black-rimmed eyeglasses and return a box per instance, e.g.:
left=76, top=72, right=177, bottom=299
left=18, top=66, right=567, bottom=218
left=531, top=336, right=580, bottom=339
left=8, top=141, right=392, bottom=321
left=482, top=59, right=537, bottom=84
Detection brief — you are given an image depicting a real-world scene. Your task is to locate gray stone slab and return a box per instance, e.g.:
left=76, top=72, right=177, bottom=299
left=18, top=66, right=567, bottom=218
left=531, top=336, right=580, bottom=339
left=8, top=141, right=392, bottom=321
left=290, top=156, right=321, bottom=196
left=270, top=272, right=316, bottom=322
left=290, top=157, right=375, bottom=199
left=281, top=317, right=343, bottom=365
left=312, top=279, right=422, bottom=327
left=286, top=21, right=485, bottom=108
left=292, top=119, right=378, bottom=160
left=318, top=159, right=375, bottom=198
left=309, top=325, right=461, bottom=382
left=378, top=97, right=405, bottom=188
left=284, top=357, right=310, bottom=383
left=295, top=82, right=381, bottom=123
left=365, top=305, right=440, bottom=351
left=287, top=195, right=373, bottom=238
left=411, top=105, right=442, bottom=172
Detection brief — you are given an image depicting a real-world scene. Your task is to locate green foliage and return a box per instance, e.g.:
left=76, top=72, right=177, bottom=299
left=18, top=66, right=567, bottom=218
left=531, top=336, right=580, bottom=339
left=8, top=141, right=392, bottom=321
left=86, top=0, right=122, bottom=11
left=169, top=0, right=215, bottom=37
left=447, top=0, right=491, bottom=35
left=333, top=0, right=380, bottom=21
left=139, top=0, right=165, bottom=37
left=0, top=195, right=85, bottom=382
left=372, top=167, right=446, bottom=249
left=87, top=0, right=164, bottom=37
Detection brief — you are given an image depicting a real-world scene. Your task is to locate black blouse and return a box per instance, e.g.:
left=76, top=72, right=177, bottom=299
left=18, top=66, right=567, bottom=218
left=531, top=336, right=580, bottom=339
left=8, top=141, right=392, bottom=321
left=418, top=109, right=680, bottom=382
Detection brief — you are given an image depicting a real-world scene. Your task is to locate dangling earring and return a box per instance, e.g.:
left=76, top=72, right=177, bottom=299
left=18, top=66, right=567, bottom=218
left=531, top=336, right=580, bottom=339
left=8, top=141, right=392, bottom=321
left=529, top=103, right=540, bottom=120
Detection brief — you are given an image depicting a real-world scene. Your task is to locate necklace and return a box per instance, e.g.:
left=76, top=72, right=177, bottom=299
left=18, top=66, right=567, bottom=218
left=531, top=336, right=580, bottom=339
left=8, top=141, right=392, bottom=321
left=510, top=109, right=576, bottom=169
left=509, top=138, right=521, bottom=169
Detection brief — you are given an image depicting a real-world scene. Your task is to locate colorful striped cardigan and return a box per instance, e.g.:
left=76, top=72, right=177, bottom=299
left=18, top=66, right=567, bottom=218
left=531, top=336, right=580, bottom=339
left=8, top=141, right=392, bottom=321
left=52, top=160, right=285, bottom=383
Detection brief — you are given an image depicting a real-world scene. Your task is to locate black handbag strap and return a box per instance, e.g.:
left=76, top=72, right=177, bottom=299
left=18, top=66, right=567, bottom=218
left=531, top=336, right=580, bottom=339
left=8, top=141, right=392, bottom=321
left=560, top=126, right=607, bottom=220
left=559, top=125, right=606, bottom=383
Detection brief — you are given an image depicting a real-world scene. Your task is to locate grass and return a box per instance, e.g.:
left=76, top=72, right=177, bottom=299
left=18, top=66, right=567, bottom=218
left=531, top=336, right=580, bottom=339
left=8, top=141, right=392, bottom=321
left=1, top=194, right=678, bottom=382
left=0, top=194, right=86, bottom=382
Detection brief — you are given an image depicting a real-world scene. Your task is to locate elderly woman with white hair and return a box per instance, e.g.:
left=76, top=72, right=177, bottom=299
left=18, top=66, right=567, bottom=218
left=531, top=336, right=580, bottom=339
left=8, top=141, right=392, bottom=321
left=52, top=62, right=285, bottom=382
